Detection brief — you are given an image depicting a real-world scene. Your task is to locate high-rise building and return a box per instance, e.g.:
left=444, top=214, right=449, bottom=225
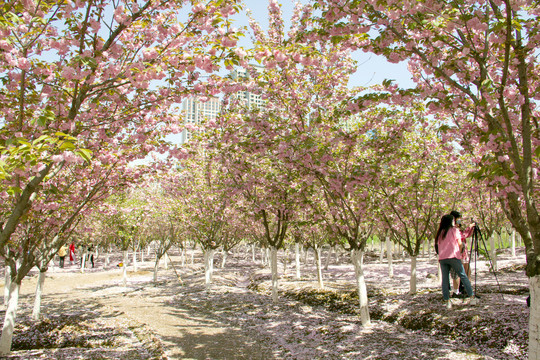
left=180, top=96, right=221, bottom=143
left=230, top=66, right=265, bottom=109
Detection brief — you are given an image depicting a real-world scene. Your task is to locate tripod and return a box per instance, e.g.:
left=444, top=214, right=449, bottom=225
left=468, top=224, right=504, bottom=299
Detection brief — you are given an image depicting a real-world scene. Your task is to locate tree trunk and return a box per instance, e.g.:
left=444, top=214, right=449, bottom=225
left=529, top=275, right=540, bottom=360
left=315, top=246, right=324, bottom=289
left=32, top=269, right=47, bottom=321
left=179, top=248, right=185, bottom=267
left=80, top=251, right=87, bottom=273
left=4, top=266, right=10, bottom=307
left=153, top=257, right=160, bottom=283
left=511, top=230, right=516, bottom=258
left=133, top=250, right=138, bottom=272
left=0, top=282, right=20, bottom=355
left=122, top=250, right=128, bottom=287
left=221, top=250, right=228, bottom=269
left=163, top=252, right=169, bottom=270
left=386, top=237, right=394, bottom=278
left=409, top=255, right=417, bottom=295
left=324, top=246, right=332, bottom=271
left=379, top=240, right=384, bottom=263
left=251, top=244, right=256, bottom=263
left=204, top=249, right=215, bottom=285
left=270, top=246, right=279, bottom=303
left=489, top=235, right=498, bottom=272
left=351, top=249, right=370, bottom=326
left=295, top=243, right=301, bottom=280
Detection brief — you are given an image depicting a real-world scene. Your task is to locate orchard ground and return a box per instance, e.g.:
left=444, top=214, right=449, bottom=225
left=0, top=245, right=529, bottom=360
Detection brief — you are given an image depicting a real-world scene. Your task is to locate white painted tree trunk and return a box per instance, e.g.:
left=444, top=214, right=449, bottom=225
left=181, top=248, right=186, bottom=267
left=295, top=243, right=301, bottom=280
left=221, top=250, right=228, bottom=269
left=489, top=235, right=497, bottom=271
left=260, top=248, right=265, bottom=265
left=409, top=255, right=417, bottom=295
left=122, top=251, right=128, bottom=287
left=251, top=244, right=256, bottom=263
left=153, top=254, right=160, bottom=283
left=315, top=246, right=324, bottom=289
left=140, top=248, right=144, bottom=263
left=32, top=270, right=47, bottom=321
left=190, top=248, right=194, bottom=265
left=163, top=252, right=169, bottom=270
left=0, top=282, right=20, bottom=355
left=4, top=267, right=11, bottom=307
left=105, top=251, right=110, bottom=267
left=282, top=249, right=288, bottom=273
left=529, top=275, right=540, bottom=360
left=270, top=246, right=279, bottom=303
left=204, top=249, right=215, bottom=285
left=511, top=230, right=516, bottom=258
left=133, top=250, right=138, bottom=272
left=80, top=252, right=87, bottom=273
left=351, top=249, right=370, bottom=326
left=379, top=240, right=384, bottom=263
left=324, top=246, right=332, bottom=270
left=437, top=261, right=442, bottom=283
left=386, top=237, right=394, bottom=278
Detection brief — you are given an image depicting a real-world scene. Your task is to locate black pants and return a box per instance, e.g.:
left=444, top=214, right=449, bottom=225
left=59, top=256, right=65, bottom=268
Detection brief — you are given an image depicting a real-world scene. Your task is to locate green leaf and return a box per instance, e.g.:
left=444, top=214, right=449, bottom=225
left=59, top=141, right=76, bottom=151
left=75, top=148, right=92, bottom=162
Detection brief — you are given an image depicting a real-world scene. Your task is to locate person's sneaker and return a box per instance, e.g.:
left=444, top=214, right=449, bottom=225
left=446, top=300, right=452, bottom=309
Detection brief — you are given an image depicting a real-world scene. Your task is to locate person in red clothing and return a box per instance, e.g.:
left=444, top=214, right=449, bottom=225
left=69, top=242, right=76, bottom=264
left=435, top=214, right=475, bottom=308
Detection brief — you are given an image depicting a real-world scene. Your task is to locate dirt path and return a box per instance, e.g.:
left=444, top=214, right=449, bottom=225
left=18, top=264, right=271, bottom=360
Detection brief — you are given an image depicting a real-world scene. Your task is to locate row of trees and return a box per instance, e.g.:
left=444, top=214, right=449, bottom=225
left=1, top=0, right=538, bottom=357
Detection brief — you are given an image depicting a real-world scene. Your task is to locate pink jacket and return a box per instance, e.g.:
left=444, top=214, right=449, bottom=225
left=438, top=227, right=463, bottom=260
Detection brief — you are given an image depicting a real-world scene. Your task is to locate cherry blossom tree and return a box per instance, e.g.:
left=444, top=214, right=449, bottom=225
left=0, top=0, right=243, bottom=354
left=371, top=109, right=458, bottom=294
left=314, top=0, right=540, bottom=355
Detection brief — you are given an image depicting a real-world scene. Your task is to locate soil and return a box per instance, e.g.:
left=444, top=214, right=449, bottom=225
left=0, top=247, right=530, bottom=359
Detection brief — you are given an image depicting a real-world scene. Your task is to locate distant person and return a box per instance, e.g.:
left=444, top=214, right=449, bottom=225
left=69, top=242, right=76, bottom=264
left=435, top=214, right=475, bottom=309
left=58, top=244, right=68, bottom=268
left=88, top=245, right=95, bottom=268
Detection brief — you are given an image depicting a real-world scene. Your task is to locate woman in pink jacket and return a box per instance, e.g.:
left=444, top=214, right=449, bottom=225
left=435, top=214, right=475, bottom=308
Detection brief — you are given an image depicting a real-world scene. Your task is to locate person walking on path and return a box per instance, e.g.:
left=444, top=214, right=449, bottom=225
left=435, top=214, right=476, bottom=309
left=87, top=245, right=95, bottom=268
left=69, top=242, right=76, bottom=264
left=58, top=244, right=68, bottom=268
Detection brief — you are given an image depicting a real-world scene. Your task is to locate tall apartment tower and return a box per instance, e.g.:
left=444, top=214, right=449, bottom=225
left=180, top=96, right=221, bottom=143
left=230, top=66, right=265, bottom=109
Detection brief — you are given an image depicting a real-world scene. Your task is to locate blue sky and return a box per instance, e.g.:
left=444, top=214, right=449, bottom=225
left=237, top=0, right=415, bottom=89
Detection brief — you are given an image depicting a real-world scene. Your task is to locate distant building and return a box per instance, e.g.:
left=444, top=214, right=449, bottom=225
left=180, top=96, right=221, bottom=143
left=230, top=66, right=265, bottom=109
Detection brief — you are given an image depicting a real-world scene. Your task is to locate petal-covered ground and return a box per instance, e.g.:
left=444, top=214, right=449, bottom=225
left=1, top=246, right=529, bottom=359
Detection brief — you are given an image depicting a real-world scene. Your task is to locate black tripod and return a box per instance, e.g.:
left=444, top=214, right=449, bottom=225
left=468, top=224, right=504, bottom=299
